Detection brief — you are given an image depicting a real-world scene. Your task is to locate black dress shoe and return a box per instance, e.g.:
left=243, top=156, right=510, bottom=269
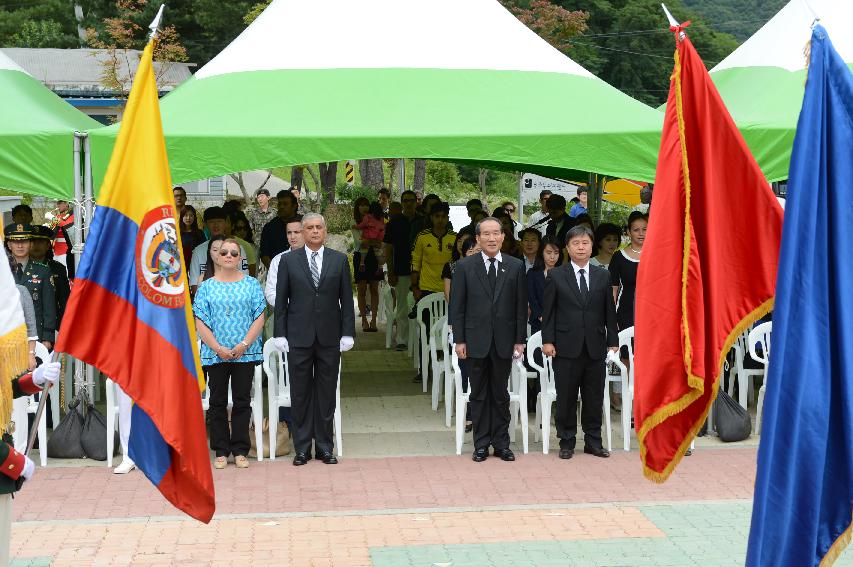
left=319, top=451, right=338, bottom=465
left=413, top=373, right=422, bottom=383
left=559, top=448, right=574, bottom=460
left=494, top=448, right=515, bottom=462
left=472, top=448, right=489, bottom=462
left=583, top=446, right=610, bottom=458
left=292, top=452, right=312, bottom=466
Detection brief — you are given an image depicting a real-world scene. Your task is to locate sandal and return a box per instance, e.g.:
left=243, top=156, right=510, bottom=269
left=235, top=455, right=249, bottom=469
left=214, top=456, right=228, bottom=469
left=362, top=318, right=370, bottom=331
left=368, top=320, right=378, bottom=332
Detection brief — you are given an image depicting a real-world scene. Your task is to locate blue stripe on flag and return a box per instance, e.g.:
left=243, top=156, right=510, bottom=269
left=128, top=404, right=171, bottom=485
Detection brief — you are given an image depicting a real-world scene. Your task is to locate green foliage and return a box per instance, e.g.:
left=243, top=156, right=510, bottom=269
left=244, top=1, right=272, bottom=25
left=332, top=184, right=376, bottom=204
left=9, top=19, right=77, bottom=48
left=321, top=202, right=354, bottom=235
left=425, top=161, right=459, bottom=189
left=558, top=0, right=740, bottom=106
left=683, top=0, right=787, bottom=42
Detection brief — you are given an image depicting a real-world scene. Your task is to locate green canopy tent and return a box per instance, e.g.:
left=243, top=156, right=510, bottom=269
left=87, top=0, right=664, bottom=193
left=710, top=0, right=853, bottom=182
left=0, top=50, right=101, bottom=200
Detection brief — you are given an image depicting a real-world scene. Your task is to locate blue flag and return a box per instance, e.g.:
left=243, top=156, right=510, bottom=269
left=746, top=25, right=853, bottom=567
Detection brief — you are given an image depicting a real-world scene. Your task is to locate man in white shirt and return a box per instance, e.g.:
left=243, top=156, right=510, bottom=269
left=189, top=207, right=249, bottom=293
left=526, top=190, right=553, bottom=229
left=265, top=215, right=304, bottom=306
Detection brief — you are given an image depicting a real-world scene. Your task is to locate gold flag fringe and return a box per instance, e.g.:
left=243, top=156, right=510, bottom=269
left=0, top=323, right=28, bottom=431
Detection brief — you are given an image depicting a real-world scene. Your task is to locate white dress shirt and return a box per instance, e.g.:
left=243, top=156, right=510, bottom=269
left=306, top=245, right=325, bottom=277
left=481, top=251, right=503, bottom=273
left=265, top=248, right=299, bottom=307
left=570, top=260, right=591, bottom=291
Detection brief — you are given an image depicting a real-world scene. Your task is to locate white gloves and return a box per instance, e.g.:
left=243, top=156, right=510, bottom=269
left=273, top=337, right=289, bottom=353
left=32, top=361, right=61, bottom=388
left=21, top=455, right=35, bottom=480
left=606, top=350, right=621, bottom=364
left=340, top=336, right=354, bottom=352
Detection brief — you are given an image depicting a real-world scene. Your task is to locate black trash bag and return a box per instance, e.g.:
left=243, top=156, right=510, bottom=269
left=713, top=389, right=752, bottom=442
left=80, top=400, right=117, bottom=461
left=47, top=397, right=85, bottom=459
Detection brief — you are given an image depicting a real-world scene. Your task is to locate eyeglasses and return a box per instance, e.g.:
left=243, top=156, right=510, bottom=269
left=219, top=250, right=240, bottom=258
left=505, top=208, right=516, bottom=213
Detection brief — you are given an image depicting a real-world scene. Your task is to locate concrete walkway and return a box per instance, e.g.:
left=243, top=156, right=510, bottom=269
left=10, top=323, right=847, bottom=566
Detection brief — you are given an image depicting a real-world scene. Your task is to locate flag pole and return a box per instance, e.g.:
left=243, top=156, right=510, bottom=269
left=660, top=3, right=685, bottom=40
left=149, top=4, right=166, bottom=40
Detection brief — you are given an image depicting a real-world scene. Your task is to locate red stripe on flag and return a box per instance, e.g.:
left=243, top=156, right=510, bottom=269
left=56, top=279, right=214, bottom=522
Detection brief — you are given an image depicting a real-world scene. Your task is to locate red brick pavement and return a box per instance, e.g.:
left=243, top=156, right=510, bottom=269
left=14, top=448, right=756, bottom=522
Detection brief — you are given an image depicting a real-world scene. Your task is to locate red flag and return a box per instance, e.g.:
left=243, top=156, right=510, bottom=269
left=634, top=28, right=783, bottom=482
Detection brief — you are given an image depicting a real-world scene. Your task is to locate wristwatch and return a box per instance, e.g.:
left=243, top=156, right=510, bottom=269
left=240, top=341, right=249, bottom=349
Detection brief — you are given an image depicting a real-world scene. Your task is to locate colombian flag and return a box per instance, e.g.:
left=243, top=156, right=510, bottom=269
left=55, top=39, right=214, bottom=522
left=632, top=26, right=783, bottom=482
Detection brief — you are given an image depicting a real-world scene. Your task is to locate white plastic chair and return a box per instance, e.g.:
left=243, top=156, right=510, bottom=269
left=528, top=332, right=557, bottom=454
left=264, top=338, right=342, bottom=458
left=379, top=281, right=396, bottom=349
left=416, top=294, right=447, bottom=392
left=728, top=326, right=762, bottom=409
left=429, top=316, right=449, bottom=413
left=450, top=349, right=471, bottom=455
left=604, top=327, right=634, bottom=452
left=508, top=359, right=529, bottom=454
left=198, top=364, right=264, bottom=461
left=748, top=322, right=772, bottom=434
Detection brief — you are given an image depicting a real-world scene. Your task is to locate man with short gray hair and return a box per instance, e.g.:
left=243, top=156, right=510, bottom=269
left=450, top=217, right=527, bottom=463
left=273, top=213, right=356, bottom=465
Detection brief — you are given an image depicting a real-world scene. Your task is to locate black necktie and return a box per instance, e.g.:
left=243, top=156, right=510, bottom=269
left=13, top=262, right=23, bottom=283
left=579, top=268, right=588, bottom=300
left=488, top=257, right=497, bottom=292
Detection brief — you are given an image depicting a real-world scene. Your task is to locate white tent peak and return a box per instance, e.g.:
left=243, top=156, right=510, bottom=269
left=712, top=0, right=853, bottom=73
left=0, top=49, right=29, bottom=75
left=196, top=0, right=594, bottom=80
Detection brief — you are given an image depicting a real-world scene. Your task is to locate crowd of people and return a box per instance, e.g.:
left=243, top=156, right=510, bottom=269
left=2, top=182, right=650, bottom=471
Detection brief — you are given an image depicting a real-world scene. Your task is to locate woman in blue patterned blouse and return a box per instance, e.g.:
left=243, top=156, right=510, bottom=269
left=193, top=238, right=266, bottom=470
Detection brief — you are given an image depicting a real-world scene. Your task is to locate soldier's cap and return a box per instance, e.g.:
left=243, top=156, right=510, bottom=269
left=255, top=188, right=270, bottom=197
left=3, top=223, right=32, bottom=241
left=29, top=225, right=54, bottom=240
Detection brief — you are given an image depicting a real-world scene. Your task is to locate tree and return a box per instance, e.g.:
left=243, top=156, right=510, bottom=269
left=413, top=159, right=426, bottom=194
left=9, top=20, right=78, bottom=48
left=318, top=162, right=338, bottom=203
left=557, top=0, right=740, bottom=106
left=501, top=0, right=589, bottom=53
left=359, top=159, right=385, bottom=191
left=290, top=166, right=304, bottom=191
left=85, top=0, right=189, bottom=98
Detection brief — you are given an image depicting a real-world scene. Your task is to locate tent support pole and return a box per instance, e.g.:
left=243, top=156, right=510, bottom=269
left=81, top=134, right=96, bottom=400
left=517, top=172, right=523, bottom=226
left=398, top=158, right=405, bottom=195
left=70, top=132, right=85, bottom=404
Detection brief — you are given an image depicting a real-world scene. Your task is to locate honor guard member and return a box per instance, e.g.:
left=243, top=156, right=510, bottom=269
left=28, top=225, right=71, bottom=326
left=4, top=224, right=57, bottom=350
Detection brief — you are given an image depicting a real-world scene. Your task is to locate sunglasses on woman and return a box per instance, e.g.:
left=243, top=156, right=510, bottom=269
left=219, top=250, right=240, bottom=257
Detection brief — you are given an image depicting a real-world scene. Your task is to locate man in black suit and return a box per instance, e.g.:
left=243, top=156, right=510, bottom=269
left=450, top=217, right=528, bottom=462
left=274, top=213, right=356, bottom=465
left=542, top=225, right=618, bottom=460
left=544, top=194, right=576, bottom=247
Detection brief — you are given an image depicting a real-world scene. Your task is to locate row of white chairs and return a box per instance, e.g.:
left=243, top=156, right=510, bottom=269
left=725, top=321, right=772, bottom=433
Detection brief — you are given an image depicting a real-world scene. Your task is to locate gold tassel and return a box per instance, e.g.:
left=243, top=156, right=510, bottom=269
left=0, top=323, right=29, bottom=431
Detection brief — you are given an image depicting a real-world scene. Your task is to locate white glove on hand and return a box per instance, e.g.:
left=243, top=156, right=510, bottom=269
left=273, top=337, right=289, bottom=353
left=21, top=455, right=35, bottom=480
left=32, top=361, right=61, bottom=388
left=339, top=336, right=354, bottom=352
left=606, top=350, right=620, bottom=364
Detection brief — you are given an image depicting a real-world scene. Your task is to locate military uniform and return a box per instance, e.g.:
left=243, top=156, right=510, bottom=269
left=30, top=225, right=71, bottom=325
left=4, top=224, right=56, bottom=344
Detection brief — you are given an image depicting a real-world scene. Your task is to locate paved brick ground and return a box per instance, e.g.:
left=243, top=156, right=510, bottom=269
left=10, top=324, right=841, bottom=566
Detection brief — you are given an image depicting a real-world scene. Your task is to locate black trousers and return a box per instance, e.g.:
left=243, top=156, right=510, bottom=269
left=206, top=362, right=255, bottom=458
left=553, top=349, right=605, bottom=450
left=467, top=344, right=512, bottom=451
left=288, top=343, right=340, bottom=455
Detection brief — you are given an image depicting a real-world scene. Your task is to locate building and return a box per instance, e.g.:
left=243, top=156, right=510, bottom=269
left=1, top=47, right=194, bottom=125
